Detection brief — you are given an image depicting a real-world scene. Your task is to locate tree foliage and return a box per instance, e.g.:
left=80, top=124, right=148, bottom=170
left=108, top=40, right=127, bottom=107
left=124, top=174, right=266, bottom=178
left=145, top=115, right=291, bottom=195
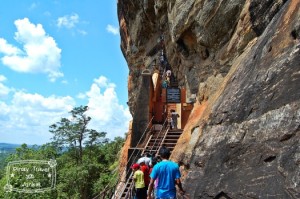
left=0, top=106, right=125, bottom=199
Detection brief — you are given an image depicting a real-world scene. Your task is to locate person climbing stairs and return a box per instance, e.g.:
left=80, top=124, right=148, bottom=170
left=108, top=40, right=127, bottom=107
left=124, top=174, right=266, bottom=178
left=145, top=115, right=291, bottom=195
left=117, top=127, right=182, bottom=199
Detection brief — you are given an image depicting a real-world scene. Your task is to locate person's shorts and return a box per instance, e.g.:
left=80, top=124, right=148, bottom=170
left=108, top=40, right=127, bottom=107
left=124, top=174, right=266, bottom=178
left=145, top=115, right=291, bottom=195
left=135, top=187, right=147, bottom=198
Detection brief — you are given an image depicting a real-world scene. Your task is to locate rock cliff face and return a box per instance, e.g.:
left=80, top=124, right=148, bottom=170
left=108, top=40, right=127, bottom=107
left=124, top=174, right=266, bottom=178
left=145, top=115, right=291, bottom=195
left=118, top=0, right=300, bottom=198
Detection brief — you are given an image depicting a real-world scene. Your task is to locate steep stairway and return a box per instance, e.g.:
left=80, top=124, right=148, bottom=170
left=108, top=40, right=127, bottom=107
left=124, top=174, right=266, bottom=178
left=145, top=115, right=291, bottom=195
left=119, top=173, right=134, bottom=199
left=118, top=127, right=183, bottom=199
left=157, top=129, right=182, bottom=154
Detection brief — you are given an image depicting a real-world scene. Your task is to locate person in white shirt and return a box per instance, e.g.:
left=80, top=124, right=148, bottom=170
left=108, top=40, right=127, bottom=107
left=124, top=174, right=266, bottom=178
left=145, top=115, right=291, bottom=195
left=137, top=152, right=152, bottom=167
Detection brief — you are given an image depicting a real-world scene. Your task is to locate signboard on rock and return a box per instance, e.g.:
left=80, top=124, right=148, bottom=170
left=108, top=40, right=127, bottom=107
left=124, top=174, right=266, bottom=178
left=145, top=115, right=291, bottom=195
left=166, top=88, right=181, bottom=103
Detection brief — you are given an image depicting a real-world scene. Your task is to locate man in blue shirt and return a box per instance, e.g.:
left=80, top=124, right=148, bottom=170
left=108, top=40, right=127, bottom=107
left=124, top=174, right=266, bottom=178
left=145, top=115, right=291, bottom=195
left=147, top=146, right=185, bottom=199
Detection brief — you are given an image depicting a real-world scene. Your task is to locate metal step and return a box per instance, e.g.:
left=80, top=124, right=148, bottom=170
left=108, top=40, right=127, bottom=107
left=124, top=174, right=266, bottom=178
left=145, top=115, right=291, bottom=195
left=164, top=135, right=181, bottom=139
left=162, top=142, right=176, bottom=146
left=116, top=129, right=183, bottom=199
left=165, top=138, right=178, bottom=143
left=148, top=140, right=163, bottom=144
left=167, top=131, right=182, bottom=134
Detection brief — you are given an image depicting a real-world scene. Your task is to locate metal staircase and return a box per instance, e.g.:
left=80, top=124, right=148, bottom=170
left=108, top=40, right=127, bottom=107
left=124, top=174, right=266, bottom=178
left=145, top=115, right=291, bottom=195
left=92, top=117, right=155, bottom=199
left=118, top=126, right=183, bottom=199
left=156, top=129, right=182, bottom=155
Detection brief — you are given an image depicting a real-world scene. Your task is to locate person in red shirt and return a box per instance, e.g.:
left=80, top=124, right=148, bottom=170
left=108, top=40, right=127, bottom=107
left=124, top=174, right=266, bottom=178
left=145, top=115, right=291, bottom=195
left=139, top=160, right=150, bottom=189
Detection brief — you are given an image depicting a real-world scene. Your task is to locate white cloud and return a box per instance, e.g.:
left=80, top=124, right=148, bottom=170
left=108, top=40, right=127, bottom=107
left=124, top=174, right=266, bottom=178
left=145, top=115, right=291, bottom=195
left=0, top=76, right=131, bottom=144
left=57, top=13, right=79, bottom=29
left=0, top=38, right=22, bottom=55
left=0, top=75, right=7, bottom=82
left=77, top=29, right=87, bottom=35
left=0, top=75, right=10, bottom=97
left=85, top=76, right=131, bottom=139
left=0, top=90, right=75, bottom=145
left=94, top=76, right=115, bottom=88
left=106, top=24, right=119, bottom=35
left=76, top=92, right=86, bottom=99
left=0, top=83, right=10, bottom=97
left=0, top=18, right=63, bottom=82
left=12, top=92, right=74, bottom=111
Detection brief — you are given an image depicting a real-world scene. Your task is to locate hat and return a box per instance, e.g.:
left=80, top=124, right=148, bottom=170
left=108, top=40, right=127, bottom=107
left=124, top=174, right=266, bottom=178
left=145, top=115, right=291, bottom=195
left=131, top=163, right=140, bottom=170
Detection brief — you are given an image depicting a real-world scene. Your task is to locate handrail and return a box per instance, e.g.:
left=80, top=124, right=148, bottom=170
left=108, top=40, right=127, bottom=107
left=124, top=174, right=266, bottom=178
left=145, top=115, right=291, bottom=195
left=120, top=172, right=134, bottom=199
left=92, top=116, right=154, bottom=199
left=141, top=133, right=153, bottom=155
left=92, top=171, right=118, bottom=199
left=120, top=120, right=169, bottom=198
left=115, top=118, right=171, bottom=199
left=93, top=106, right=176, bottom=198
left=156, top=125, right=170, bottom=156
left=92, top=183, right=115, bottom=199
left=124, top=178, right=134, bottom=199
left=149, top=118, right=168, bottom=153
left=124, top=115, right=154, bottom=167
left=112, top=116, right=155, bottom=199
left=116, top=120, right=169, bottom=198
left=109, top=105, right=172, bottom=198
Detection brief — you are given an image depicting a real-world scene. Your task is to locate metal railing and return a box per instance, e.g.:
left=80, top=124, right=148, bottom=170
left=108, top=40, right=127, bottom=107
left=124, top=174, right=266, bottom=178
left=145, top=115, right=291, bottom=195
left=118, top=118, right=169, bottom=199
left=92, top=116, right=154, bottom=199
left=156, top=126, right=169, bottom=156
left=92, top=117, right=172, bottom=199
left=148, top=118, right=169, bottom=155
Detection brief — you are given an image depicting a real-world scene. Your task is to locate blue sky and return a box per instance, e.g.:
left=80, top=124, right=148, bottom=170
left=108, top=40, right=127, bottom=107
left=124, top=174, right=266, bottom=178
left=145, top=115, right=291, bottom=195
left=0, top=0, right=131, bottom=145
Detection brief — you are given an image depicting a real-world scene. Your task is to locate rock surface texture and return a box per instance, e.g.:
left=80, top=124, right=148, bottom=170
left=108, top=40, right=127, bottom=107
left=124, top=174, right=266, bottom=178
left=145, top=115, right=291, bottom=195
left=118, top=0, right=300, bottom=198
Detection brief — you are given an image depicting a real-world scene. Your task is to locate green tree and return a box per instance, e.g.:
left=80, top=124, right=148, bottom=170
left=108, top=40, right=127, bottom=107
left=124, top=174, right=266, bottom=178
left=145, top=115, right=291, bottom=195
left=92, top=136, right=125, bottom=195
left=0, top=106, right=125, bottom=199
left=0, top=143, right=59, bottom=199
left=50, top=106, right=89, bottom=164
left=49, top=105, right=116, bottom=199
